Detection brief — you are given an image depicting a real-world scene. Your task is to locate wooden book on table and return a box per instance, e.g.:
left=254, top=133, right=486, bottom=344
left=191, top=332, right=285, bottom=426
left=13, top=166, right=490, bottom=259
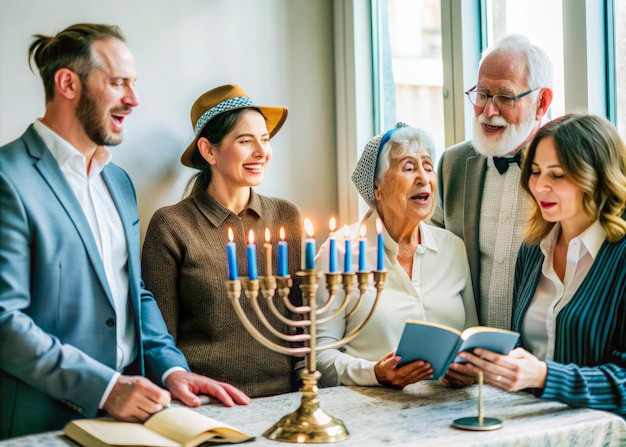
left=63, top=406, right=253, bottom=447
left=395, top=320, right=520, bottom=380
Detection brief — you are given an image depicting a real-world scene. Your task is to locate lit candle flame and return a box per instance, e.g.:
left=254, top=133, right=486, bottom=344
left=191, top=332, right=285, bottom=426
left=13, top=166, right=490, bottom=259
left=376, top=218, right=383, bottom=234
left=280, top=227, right=286, bottom=240
left=248, top=229, right=255, bottom=244
left=359, top=224, right=366, bottom=238
left=343, top=225, right=350, bottom=239
left=304, top=218, right=314, bottom=237
left=265, top=227, right=271, bottom=243
left=228, top=227, right=234, bottom=242
left=329, top=217, right=336, bottom=232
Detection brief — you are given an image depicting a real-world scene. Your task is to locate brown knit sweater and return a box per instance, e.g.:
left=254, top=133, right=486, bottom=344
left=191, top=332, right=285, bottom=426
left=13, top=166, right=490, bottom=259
left=141, top=189, right=303, bottom=397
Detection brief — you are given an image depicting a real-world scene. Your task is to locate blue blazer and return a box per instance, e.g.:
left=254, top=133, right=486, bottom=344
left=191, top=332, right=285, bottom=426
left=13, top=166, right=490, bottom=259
left=0, top=125, right=189, bottom=438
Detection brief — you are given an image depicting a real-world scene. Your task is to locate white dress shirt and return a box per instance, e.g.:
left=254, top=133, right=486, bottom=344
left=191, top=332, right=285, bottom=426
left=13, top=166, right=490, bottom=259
left=479, top=158, right=528, bottom=329
left=33, top=120, right=137, bottom=405
left=522, top=220, right=606, bottom=360
left=315, top=210, right=478, bottom=387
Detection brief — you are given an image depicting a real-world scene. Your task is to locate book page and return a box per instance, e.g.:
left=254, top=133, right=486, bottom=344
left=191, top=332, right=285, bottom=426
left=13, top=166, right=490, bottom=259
left=65, top=418, right=180, bottom=447
left=145, top=407, right=251, bottom=446
left=455, top=328, right=519, bottom=362
left=405, top=319, right=463, bottom=336
left=461, top=326, right=519, bottom=339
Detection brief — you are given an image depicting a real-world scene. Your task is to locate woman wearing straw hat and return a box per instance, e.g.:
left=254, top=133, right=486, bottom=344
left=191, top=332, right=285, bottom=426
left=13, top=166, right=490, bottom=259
left=316, top=123, right=479, bottom=389
left=142, top=84, right=303, bottom=398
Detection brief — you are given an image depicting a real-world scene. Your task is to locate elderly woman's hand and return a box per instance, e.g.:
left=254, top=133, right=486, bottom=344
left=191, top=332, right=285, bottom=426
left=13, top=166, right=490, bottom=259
left=374, top=351, right=433, bottom=388
left=441, top=368, right=476, bottom=388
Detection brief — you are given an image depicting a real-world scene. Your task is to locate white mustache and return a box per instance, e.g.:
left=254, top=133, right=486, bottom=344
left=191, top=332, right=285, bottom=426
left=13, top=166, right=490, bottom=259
left=478, top=115, right=509, bottom=127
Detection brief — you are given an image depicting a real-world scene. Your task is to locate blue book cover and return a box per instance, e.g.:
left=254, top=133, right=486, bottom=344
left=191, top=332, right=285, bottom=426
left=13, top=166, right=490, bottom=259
left=395, top=320, right=520, bottom=380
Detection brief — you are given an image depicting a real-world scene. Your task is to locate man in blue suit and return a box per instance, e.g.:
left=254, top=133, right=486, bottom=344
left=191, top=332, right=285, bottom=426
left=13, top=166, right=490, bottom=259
left=0, top=23, right=250, bottom=440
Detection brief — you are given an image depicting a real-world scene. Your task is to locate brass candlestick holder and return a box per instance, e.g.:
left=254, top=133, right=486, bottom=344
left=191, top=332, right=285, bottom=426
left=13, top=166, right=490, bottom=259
left=226, top=269, right=386, bottom=443
left=452, top=371, right=503, bottom=431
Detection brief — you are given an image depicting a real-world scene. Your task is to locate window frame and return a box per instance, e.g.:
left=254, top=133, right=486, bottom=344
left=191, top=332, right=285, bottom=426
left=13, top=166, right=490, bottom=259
left=333, top=0, right=615, bottom=222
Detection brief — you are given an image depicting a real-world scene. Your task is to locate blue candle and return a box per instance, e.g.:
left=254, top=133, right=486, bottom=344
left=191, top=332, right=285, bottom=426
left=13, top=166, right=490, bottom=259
left=328, top=217, right=337, bottom=272
left=305, top=240, right=315, bottom=270
left=329, top=238, right=337, bottom=272
left=343, top=225, right=352, bottom=273
left=376, top=218, right=384, bottom=271
left=277, top=227, right=288, bottom=277
left=247, top=230, right=258, bottom=280
left=358, top=224, right=366, bottom=271
left=304, top=218, right=315, bottom=270
left=226, top=228, right=238, bottom=280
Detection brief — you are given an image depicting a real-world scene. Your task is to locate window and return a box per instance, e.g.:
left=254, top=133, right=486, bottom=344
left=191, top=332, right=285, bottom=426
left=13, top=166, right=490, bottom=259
left=356, top=1, right=614, bottom=221
left=375, top=0, right=566, bottom=160
left=614, top=0, right=626, bottom=136
left=483, top=0, right=565, bottom=119
left=374, top=0, right=445, bottom=159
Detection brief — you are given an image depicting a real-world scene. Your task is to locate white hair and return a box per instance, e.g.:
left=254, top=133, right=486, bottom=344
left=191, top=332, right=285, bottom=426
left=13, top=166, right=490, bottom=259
left=375, top=127, right=436, bottom=182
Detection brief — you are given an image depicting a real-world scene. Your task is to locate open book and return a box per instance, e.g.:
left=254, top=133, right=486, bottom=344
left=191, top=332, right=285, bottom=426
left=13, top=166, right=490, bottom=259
left=63, top=406, right=253, bottom=447
left=395, top=320, right=520, bottom=380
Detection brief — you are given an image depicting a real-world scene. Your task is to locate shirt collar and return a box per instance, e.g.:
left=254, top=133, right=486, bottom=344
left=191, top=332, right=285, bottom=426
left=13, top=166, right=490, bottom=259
left=578, top=220, right=606, bottom=258
left=418, top=221, right=439, bottom=252
left=33, top=119, right=112, bottom=176
left=193, top=188, right=262, bottom=227
left=540, top=220, right=606, bottom=259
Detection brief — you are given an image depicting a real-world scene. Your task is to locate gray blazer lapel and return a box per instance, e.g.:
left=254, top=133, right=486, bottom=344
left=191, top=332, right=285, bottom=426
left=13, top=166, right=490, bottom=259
left=24, top=126, right=114, bottom=303
left=463, top=153, right=486, bottom=242
left=463, top=152, right=486, bottom=305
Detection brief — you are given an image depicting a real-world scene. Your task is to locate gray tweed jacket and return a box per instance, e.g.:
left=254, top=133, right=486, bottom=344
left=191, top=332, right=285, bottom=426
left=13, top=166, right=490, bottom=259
left=431, top=140, right=487, bottom=315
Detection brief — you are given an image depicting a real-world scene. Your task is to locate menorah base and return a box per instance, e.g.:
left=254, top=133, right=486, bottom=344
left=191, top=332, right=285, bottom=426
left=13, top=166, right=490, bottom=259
left=263, top=405, right=349, bottom=443
left=263, top=369, right=349, bottom=443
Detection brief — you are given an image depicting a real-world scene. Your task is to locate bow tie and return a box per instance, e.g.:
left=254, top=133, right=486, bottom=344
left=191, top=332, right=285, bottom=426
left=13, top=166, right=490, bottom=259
left=493, top=151, right=522, bottom=174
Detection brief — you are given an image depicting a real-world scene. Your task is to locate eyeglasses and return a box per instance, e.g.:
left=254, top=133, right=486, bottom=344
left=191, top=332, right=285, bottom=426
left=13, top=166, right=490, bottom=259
left=464, top=86, right=538, bottom=110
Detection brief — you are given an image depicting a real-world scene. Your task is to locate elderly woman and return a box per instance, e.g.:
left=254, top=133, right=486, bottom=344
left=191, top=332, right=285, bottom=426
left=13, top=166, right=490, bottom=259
left=316, top=123, right=478, bottom=389
left=452, top=114, right=626, bottom=416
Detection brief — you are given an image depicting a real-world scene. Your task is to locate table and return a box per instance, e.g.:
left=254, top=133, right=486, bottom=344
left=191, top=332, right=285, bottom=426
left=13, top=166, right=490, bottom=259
left=2, top=381, right=625, bottom=446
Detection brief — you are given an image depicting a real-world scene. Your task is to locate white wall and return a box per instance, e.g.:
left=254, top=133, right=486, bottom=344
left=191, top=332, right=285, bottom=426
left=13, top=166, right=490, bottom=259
left=0, top=0, right=338, bottom=244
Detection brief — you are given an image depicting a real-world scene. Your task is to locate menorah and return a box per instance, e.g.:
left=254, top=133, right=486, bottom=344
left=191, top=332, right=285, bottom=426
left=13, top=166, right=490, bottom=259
left=225, top=268, right=386, bottom=443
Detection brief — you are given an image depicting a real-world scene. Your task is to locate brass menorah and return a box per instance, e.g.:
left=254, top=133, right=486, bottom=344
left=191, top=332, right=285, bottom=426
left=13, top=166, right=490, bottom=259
left=225, top=268, right=386, bottom=443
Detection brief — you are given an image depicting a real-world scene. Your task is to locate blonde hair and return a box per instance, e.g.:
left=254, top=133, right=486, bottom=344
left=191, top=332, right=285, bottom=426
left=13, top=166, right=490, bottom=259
left=520, top=113, right=626, bottom=245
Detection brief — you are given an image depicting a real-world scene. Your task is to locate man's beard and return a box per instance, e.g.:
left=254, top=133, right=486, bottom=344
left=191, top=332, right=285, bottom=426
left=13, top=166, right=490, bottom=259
left=472, top=107, right=537, bottom=157
left=76, top=86, right=123, bottom=147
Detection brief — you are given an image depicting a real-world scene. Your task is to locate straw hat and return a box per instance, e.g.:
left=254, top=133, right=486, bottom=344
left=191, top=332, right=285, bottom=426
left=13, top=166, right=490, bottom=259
left=181, top=84, right=288, bottom=168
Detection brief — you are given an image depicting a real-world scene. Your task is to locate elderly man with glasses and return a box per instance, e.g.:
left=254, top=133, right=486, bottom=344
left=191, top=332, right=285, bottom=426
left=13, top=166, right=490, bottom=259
left=431, top=34, right=554, bottom=330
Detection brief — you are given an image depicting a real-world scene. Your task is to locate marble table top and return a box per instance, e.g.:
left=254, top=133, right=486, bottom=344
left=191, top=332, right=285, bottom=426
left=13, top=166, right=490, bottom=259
left=2, top=381, right=625, bottom=446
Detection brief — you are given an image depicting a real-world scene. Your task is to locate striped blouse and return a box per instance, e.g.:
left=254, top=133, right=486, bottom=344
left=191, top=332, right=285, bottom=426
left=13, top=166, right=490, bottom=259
left=512, top=234, right=626, bottom=416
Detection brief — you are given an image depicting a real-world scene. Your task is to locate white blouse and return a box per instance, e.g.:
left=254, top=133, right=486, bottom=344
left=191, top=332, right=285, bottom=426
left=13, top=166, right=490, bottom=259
left=522, top=220, right=605, bottom=360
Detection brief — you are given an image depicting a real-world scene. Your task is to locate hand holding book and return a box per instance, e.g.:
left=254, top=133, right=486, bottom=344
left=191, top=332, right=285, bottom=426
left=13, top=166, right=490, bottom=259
left=395, top=320, right=520, bottom=380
